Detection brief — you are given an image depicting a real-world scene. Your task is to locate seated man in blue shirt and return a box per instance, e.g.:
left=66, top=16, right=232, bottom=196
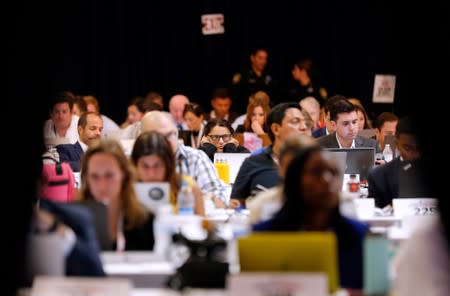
left=230, top=102, right=312, bottom=207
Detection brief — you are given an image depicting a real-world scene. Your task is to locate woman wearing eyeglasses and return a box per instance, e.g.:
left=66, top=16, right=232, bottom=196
left=199, top=118, right=250, bottom=162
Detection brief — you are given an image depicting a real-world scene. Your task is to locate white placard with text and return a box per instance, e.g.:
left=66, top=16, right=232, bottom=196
left=393, top=198, right=438, bottom=218
left=201, top=14, right=225, bottom=35
left=372, top=74, right=396, bottom=103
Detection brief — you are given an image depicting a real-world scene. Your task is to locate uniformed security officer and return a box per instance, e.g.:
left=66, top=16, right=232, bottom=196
left=287, top=58, right=328, bottom=107
left=231, top=48, right=278, bottom=114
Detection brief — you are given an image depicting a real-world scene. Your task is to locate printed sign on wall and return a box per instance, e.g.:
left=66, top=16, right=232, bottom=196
left=201, top=14, right=225, bottom=35
left=372, top=74, right=396, bottom=103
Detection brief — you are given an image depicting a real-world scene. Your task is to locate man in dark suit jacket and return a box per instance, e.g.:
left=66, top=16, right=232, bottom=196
left=316, top=98, right=380, bottom=152
left=56, top=112, right=103, bottom=171
left=368, top=117, right=424, bottom=208
left=312, top=95, right=347, bottom=139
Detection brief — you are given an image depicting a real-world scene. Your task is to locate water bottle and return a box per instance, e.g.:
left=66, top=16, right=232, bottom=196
left=382, top=144, right=393, bottom=162
left=177, top=179, right=194, bottom=215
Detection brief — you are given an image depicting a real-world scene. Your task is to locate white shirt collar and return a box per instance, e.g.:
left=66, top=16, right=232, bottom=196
left=335, top=134, right=356, bottom=148
left=79, top=140, right=88, bottom=152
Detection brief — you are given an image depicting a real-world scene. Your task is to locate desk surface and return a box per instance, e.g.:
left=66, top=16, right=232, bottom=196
left=101, top=251, right=175, bottom=288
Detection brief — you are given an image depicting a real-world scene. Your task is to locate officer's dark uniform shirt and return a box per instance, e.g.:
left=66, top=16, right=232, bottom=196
left=287, top=81, right=328, bottom=107
left=231, top=68, right=277, bottom=114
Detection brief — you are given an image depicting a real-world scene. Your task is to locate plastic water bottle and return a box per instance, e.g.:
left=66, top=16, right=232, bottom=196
left=177, top=179, right=194, bottom=215
left=383, top=144, right=393, bottom=162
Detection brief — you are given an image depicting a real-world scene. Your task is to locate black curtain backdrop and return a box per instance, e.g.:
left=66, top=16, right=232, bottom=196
left=5, top=0, right=449, bottom=292
left=9, top=0, right=449, bottom=123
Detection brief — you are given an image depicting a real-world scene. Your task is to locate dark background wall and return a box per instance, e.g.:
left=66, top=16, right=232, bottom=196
left=4, top=0, right=449, bottom=292
left=9, top=0, right=449, bottom=124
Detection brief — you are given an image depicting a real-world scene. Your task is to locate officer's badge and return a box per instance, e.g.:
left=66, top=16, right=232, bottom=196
left=319, top=87, right=328, bottom=99
left=232, top=73, right=241, bottom=84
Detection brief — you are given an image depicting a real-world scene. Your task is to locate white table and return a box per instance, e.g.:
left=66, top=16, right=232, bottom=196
left=101, top=251, right=175, bottom=288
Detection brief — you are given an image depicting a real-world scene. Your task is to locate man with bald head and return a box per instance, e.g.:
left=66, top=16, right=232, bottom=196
left=168, top=94, right=189, bottom=130
left=140, top=111, right=228, bottom=204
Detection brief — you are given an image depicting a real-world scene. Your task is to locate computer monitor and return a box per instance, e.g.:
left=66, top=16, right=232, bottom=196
left=324, top=147, right=375, bottom=182
left=237, top=232, right=339, bottom=293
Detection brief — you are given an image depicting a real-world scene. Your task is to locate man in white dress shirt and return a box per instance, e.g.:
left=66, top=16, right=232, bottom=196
left=43, top=91, right=80, bottom=146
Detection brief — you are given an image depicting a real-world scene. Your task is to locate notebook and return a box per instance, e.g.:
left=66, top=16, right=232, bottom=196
left=213, top=152, right=251, bottom=184
left=237, top=232, right=339, bottom=293
left=134, top=182, right=170, bottom=213
left=324, top=147, right=375, bottom=182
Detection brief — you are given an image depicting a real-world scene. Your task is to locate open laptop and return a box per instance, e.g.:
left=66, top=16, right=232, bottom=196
left=134, top=182, right=170, bottom=213
left=72, top=199, right=111, bottom=250
left=213, top=152, right=251, bottom=184
left=237, top=232, right=339, bottom=293
left=324, top=147, right=375, bottom=182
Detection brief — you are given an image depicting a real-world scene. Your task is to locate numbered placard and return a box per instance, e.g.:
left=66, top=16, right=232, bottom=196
left=201, top=14, right=225, bottom=35
left=393, top=198, right=438, bottom=218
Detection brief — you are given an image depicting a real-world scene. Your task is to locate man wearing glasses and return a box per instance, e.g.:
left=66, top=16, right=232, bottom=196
left=140, top=111, right=229, bottom=206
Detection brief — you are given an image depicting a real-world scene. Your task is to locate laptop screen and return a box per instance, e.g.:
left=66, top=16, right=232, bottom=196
left=324, top=147, right=375, bottom=182
left=134, top=182, right=170, bottom=213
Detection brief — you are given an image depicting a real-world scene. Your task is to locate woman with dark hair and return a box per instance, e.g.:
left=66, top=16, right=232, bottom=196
left=131, top=131, right=205, bottom=216
left=199, top=118, right=250, bottom=162
left=183, top=102, right=207, bottom=148
left=287, top=58, right=328, bottom=106
left=253, top=146, right=368, bottom=293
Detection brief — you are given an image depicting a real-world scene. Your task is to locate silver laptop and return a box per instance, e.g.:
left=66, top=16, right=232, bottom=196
left=324, top=147, right=375, bottom=182
left=134, top=182, right=170, bottom=212
left=213, top=152, right=251, bottom=184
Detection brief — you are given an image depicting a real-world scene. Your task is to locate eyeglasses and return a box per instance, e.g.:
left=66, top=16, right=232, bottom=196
left=208, top=134, right=232, bottom=142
